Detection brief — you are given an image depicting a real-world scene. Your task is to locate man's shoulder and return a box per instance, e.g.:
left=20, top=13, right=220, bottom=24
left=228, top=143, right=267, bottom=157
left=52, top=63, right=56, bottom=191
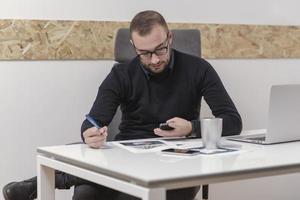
left=112, top=57, right=140, bottom=72
left=109, top=58, right=143, bottom=83
left=173, top=49, right=211, bottom=71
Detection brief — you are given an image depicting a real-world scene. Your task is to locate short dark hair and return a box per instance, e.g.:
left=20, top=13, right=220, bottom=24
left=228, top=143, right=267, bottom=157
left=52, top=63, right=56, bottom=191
left=129, top=10, right=169, bottom=37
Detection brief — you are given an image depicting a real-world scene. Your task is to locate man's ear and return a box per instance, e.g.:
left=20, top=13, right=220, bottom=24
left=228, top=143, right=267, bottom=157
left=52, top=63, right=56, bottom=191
left=168, top=31, right=173, bottom=46
left=130, top=39, right=134, bottom=46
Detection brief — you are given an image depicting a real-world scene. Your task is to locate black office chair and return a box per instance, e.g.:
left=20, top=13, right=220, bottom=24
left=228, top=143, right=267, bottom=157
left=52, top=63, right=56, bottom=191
left=113, top=28, right=209, bottom=200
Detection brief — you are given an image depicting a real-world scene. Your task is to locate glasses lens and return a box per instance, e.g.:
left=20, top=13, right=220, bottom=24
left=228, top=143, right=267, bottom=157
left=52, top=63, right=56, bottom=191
left=139, top=52, right=152, bottom=59
left=154, top=47, right=168, bottom=56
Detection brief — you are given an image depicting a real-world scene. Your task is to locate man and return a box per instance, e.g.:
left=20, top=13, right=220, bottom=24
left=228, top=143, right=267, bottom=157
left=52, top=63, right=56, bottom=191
left=3, top=10, right=242, bottom=200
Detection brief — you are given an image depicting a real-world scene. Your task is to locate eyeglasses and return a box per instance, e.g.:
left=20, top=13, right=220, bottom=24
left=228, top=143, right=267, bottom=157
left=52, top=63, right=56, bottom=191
left=134, top=34, right=170, bottom=60
left=138, top=46, right=169, bottom=60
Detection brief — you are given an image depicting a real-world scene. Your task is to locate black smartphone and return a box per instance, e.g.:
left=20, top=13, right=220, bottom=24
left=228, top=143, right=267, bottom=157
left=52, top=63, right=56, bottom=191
left=161, top=148, right=200, bottom=156
left=159, top=123, right=174, bottom=130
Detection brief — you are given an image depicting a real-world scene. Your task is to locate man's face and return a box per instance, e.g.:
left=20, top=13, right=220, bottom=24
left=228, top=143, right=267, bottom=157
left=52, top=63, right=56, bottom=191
left=131, top=25, right=172, bottom=74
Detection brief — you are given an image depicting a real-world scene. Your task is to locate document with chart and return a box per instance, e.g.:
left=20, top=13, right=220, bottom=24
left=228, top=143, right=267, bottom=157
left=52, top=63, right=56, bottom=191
left=112, top=137, right=202, bottom=153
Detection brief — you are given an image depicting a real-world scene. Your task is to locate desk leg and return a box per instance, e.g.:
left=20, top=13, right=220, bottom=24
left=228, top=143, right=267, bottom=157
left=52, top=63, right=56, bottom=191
left=143, top=188, right=166, bottom=200
left=37, top=162, right=55, bottom=200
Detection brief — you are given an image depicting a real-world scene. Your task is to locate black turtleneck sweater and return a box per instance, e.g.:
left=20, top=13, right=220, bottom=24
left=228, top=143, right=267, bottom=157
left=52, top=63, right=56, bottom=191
left=81, top=50, right=242, bottom=141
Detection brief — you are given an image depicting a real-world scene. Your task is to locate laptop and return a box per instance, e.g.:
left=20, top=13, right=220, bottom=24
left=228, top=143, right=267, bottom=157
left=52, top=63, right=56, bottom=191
left=227, top=84, right=300, bottom=144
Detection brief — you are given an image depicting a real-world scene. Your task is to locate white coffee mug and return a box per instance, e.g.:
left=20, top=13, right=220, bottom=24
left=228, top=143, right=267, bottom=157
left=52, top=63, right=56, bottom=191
left=201, top=118, right=223, bottom=149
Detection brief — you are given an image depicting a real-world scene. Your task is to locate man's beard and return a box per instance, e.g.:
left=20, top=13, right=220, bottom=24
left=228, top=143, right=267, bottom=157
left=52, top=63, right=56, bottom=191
left=142, top=58, right=169, bottom=74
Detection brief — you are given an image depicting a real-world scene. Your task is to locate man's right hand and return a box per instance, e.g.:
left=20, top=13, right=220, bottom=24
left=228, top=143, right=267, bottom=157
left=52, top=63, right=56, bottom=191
left=83, top=126, right=108, bottom=149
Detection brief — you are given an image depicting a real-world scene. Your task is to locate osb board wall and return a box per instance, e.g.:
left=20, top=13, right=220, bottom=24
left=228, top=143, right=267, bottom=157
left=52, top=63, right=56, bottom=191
left=0, top=19, right=300, bottom=60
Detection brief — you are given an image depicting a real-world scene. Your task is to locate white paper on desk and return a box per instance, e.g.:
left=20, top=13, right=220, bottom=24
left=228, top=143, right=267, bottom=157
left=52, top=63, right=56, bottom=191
left=113, top=138, right=203, bottom=153
left=161, top=138, right=203, bottom=149
left=112, top=140, right=169, bottom=153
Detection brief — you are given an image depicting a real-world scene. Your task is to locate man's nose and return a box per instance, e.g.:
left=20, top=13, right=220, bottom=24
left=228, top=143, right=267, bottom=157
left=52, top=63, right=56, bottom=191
left=150, top=53, right=160, bottom=64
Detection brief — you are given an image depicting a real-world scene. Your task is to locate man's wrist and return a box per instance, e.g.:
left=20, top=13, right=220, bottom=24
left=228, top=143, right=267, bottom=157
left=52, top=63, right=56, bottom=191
left=187, top=121, right=193, bottom=136
left=187, top=120, right=200, bottom=137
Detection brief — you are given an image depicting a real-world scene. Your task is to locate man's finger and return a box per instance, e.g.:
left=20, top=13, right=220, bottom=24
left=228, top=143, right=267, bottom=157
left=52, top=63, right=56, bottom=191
left=85, top=136, right=105, bottom=144
left=167, top=121, right=176, bottom=128
left=84, top=128, right=100, bottom=137
left=154, top=128, right=176, bottom=137
left=89, top=142, right=103, bottom=149
left=166, top=117, right=177, bottom=123
left=99, top=128, right=108, bottom=136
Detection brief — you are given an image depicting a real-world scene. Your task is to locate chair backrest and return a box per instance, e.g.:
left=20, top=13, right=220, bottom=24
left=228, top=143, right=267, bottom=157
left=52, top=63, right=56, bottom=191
left=107, top=28, right=201, bottom=141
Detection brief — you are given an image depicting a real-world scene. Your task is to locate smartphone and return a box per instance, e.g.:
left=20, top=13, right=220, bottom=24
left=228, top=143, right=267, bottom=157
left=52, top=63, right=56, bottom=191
left=159, top=123, right=174, bottom=130
left=161, top=148, right=200, bottom=156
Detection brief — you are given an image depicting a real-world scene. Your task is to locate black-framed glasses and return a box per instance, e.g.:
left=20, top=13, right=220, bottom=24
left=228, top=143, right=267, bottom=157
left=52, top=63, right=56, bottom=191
left=134, top=33, right=170, bottom=60
left=138, top=46, right=169, bottom=60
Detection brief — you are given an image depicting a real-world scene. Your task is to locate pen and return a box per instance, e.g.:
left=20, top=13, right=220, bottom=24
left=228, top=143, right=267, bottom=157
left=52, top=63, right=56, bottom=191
left=85, top=114, right=101, bottom=129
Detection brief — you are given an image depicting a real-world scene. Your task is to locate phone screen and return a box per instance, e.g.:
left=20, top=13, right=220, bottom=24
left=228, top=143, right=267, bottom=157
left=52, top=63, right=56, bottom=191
left=159, top=123, right=174, bottom=130
left=161, top=148, right=200, bottom=156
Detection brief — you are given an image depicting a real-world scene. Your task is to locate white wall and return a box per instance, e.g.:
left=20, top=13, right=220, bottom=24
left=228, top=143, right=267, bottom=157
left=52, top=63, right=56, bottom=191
left=1, top=0, right=300, bottom=200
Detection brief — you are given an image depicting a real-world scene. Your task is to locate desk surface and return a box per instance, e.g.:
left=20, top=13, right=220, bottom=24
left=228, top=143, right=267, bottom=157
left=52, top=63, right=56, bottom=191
left=37, top=138, right=300, bottom=187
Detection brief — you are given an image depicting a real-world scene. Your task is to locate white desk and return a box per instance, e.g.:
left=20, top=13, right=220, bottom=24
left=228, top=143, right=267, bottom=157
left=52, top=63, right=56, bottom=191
left=37, top=139, right=300, bottom=200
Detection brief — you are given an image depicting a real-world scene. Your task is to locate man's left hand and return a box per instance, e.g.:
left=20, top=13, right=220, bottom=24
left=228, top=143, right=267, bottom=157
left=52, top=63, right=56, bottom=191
left=154, top=117, right=192, bottom=137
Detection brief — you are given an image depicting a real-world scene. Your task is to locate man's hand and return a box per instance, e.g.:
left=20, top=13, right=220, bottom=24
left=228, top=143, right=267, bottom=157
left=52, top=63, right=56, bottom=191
left=83, top=126, right=108, bottom=149
left=154, top=117, right=192, bottom=137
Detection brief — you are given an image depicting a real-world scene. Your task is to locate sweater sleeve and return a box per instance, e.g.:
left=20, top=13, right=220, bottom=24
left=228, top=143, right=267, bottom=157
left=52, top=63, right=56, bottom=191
left=80, top=64, right=126, bottom=142
left=199, top=60, right=242, bottom=137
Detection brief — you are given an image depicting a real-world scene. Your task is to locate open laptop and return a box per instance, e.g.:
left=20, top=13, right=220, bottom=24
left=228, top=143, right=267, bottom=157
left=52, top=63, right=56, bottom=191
left=227, top=84, right=300, bottom=144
